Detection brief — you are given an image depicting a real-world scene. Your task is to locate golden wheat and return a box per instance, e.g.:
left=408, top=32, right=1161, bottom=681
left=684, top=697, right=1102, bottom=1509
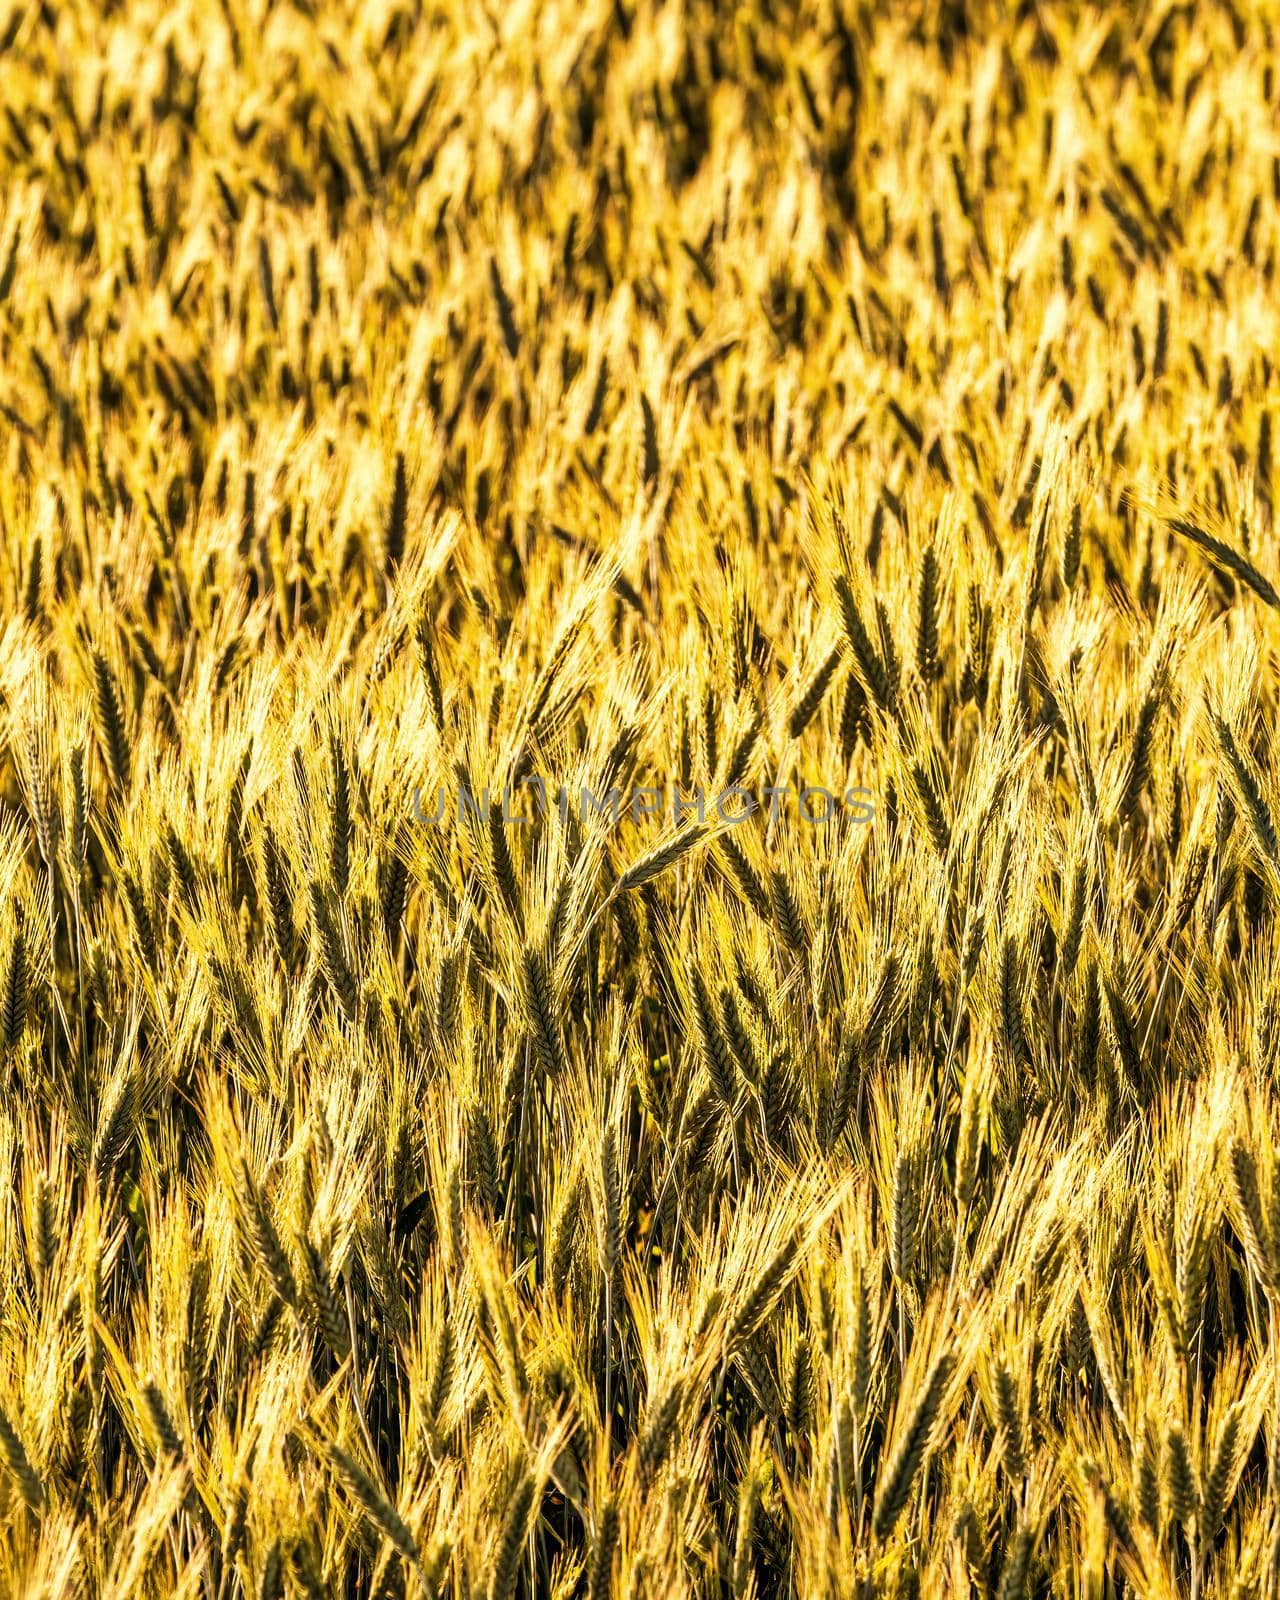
left=2, top=0, right=1280, bottom=1596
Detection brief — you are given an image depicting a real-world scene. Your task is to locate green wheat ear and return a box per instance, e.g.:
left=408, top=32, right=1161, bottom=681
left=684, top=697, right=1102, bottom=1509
left=91, top=650, right=130, bottom=793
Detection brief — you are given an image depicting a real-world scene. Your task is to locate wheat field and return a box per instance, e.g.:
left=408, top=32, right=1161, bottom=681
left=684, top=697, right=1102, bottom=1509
left=2, top=0, right=1280, bottom=1595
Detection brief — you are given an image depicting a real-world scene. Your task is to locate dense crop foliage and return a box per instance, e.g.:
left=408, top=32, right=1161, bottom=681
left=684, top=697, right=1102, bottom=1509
left=2, top=0, right=1280, bottom=1595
